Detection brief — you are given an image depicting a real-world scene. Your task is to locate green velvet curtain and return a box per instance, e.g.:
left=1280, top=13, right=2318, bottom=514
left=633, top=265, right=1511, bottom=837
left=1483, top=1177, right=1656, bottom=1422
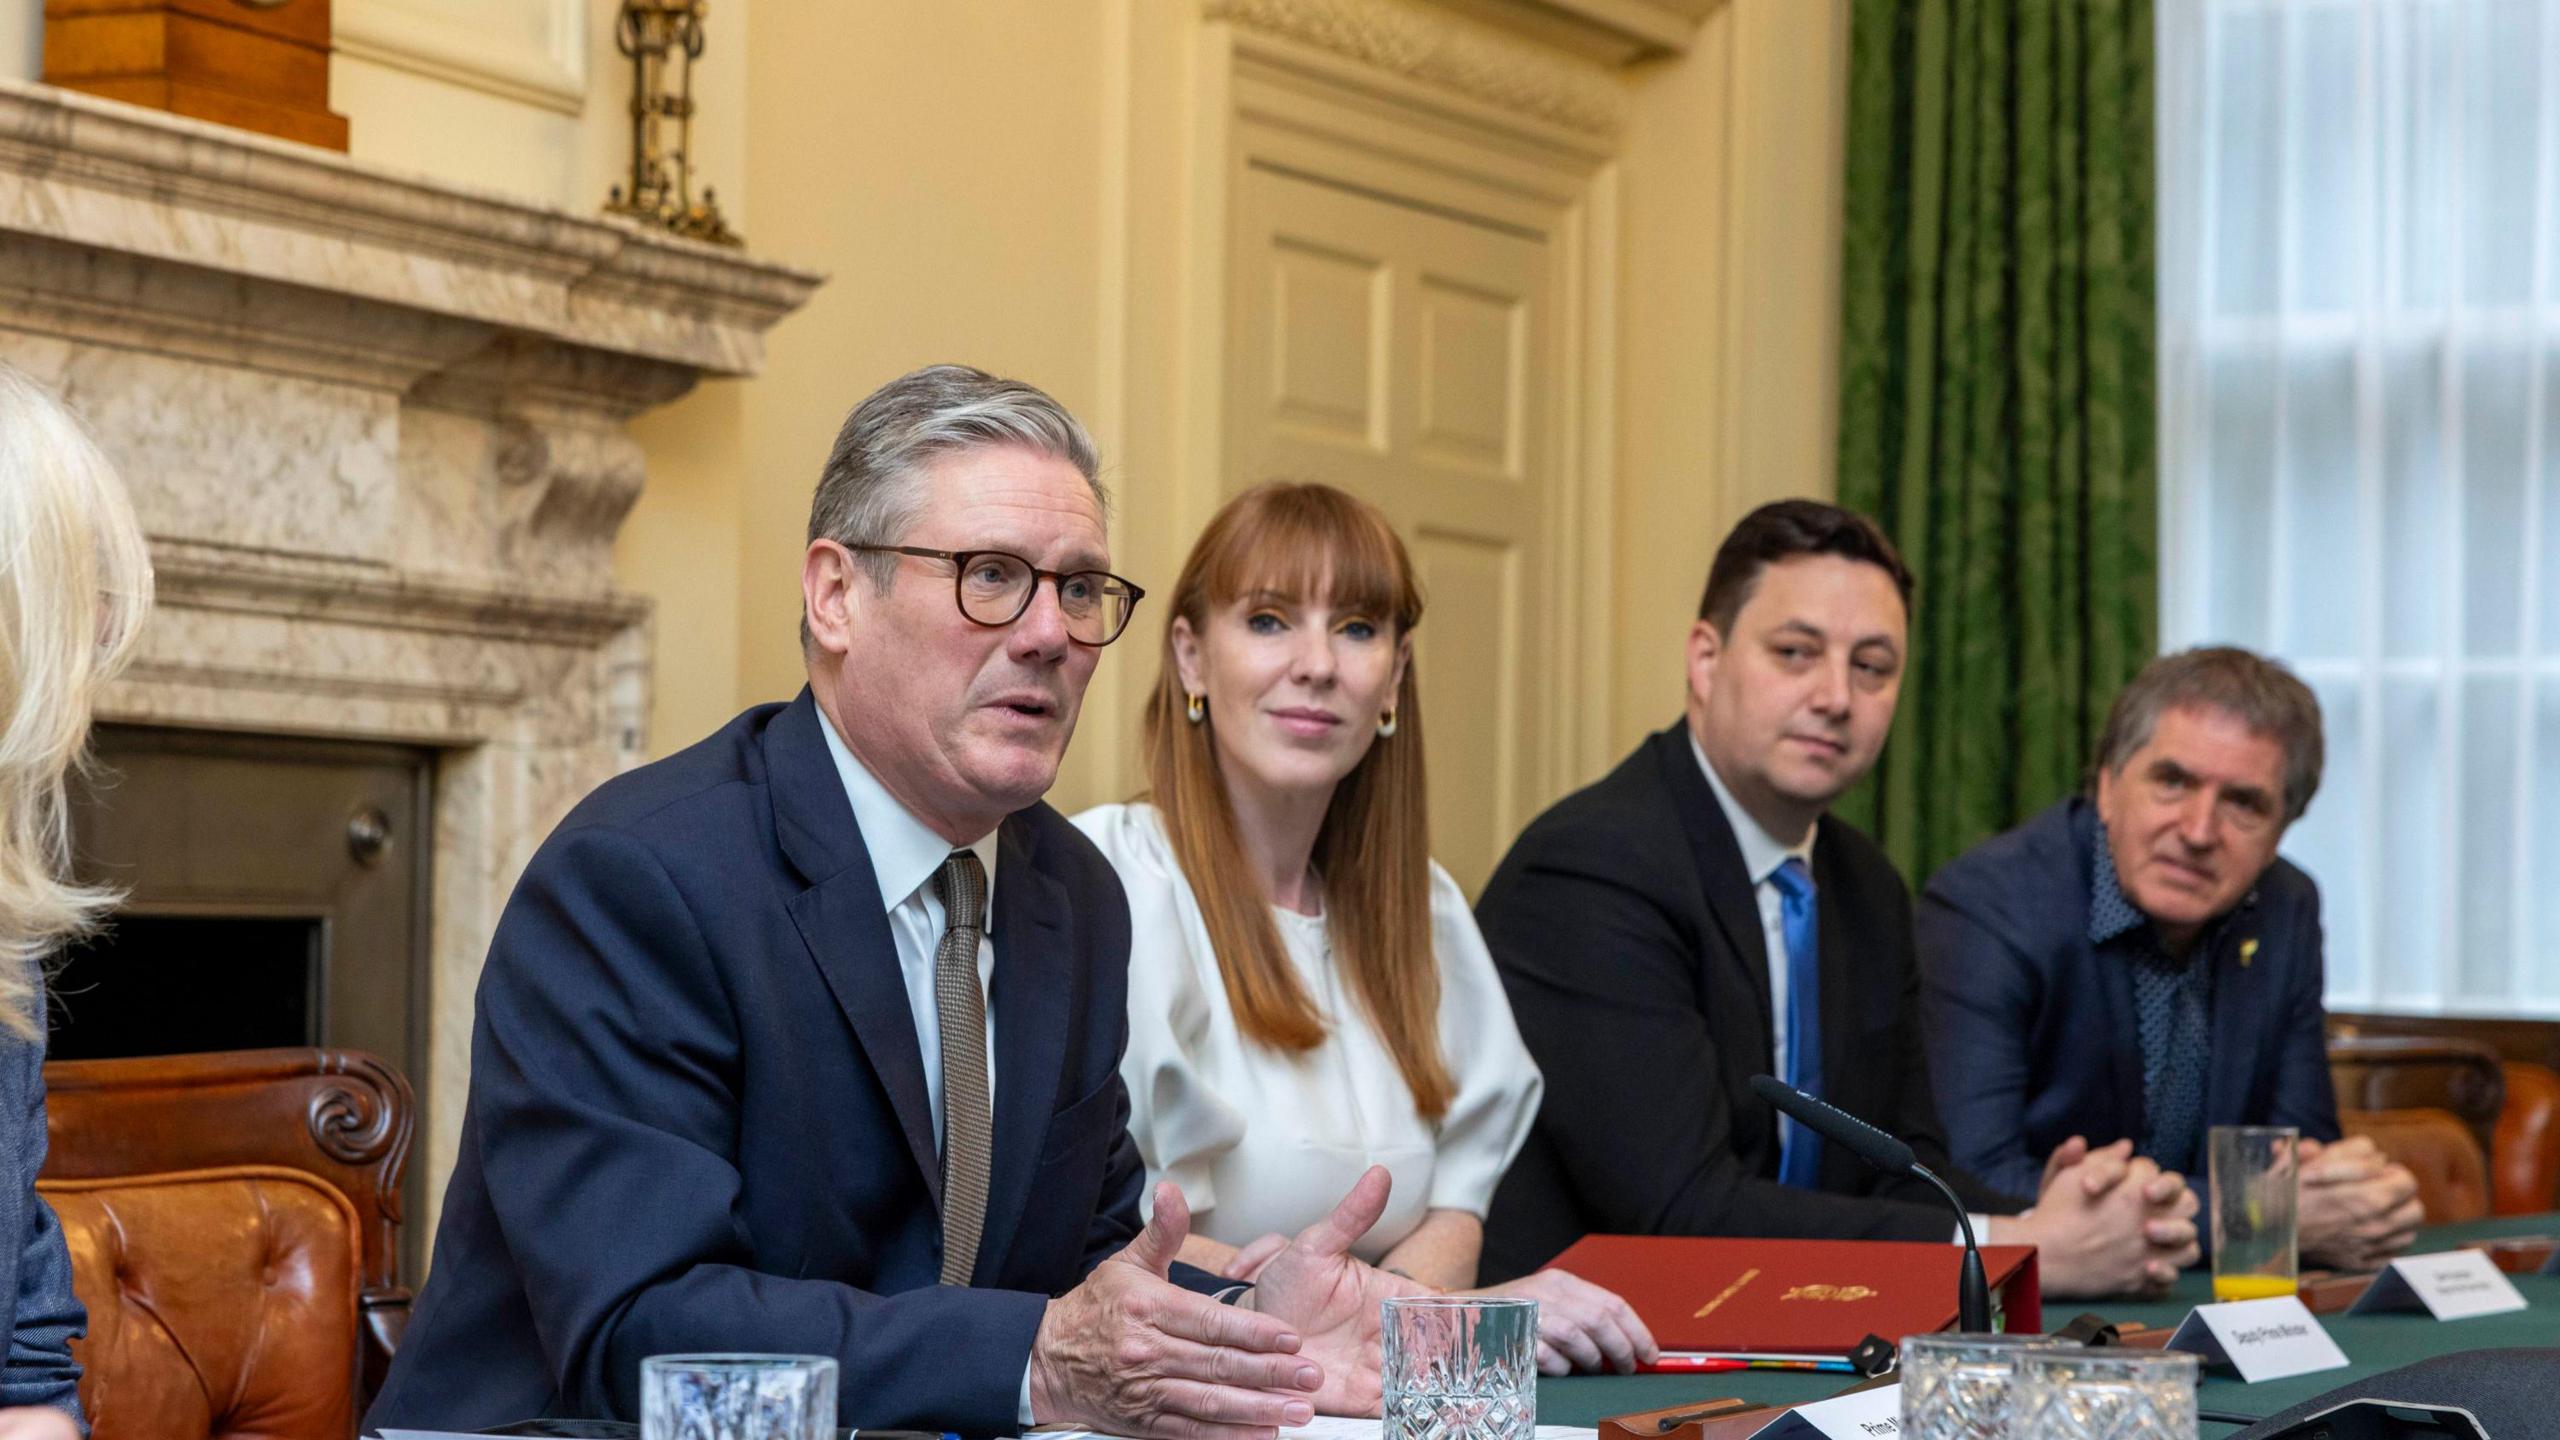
left=1832, top=0, right=2160, bottom=884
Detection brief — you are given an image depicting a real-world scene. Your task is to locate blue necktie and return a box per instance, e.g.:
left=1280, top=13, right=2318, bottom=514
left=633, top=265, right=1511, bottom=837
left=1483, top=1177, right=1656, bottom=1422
left=1772, top=857, right=1824, bottom=1188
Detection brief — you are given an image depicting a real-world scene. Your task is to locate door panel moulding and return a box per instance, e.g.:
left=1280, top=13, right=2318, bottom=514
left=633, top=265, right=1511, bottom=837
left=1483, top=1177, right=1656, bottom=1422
left=1185, top=0, right=1624, bottom=808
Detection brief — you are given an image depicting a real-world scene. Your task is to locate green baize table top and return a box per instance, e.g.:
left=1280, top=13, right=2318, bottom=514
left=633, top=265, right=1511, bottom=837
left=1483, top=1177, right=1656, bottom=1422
left=1535, top=1213, right=2560, bottom=1434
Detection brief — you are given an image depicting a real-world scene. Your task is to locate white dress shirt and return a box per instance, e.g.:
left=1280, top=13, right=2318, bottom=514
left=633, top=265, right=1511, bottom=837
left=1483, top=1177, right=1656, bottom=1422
left=1073, top=802, right=1544, bottom=1264
left=817, top=709, right=1038, bottom=1419
left=816, top=707, right=1000, bottom=1152
left=1688, top=731, right=1995, bottom=1239
left=1688, top=731, right=1815, bottom=1083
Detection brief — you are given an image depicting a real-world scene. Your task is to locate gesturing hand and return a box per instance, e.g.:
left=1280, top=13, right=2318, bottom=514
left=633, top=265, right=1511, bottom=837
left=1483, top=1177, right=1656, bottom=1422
left=1223, top=1232, right=1290, bottom=1283
left=1029, top=1182, right=1325, bottom=1440
left=1244, top=1166, right=1425, bottom=1417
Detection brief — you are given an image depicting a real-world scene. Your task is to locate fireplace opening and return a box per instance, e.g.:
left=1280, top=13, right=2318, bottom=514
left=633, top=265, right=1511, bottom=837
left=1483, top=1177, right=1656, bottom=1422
left=50, top=914, right=324, bottom=1061
left=67, top=725, right=433, bottom=1271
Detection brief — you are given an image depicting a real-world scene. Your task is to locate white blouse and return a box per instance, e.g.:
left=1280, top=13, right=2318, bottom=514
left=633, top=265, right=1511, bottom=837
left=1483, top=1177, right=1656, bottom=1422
left=1072, top=801, right=1543, bottom=1264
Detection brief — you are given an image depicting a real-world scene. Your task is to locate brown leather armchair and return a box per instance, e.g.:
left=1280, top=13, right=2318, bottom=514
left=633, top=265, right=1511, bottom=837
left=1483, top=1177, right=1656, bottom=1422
left=2325, top=1034, right=2506, bottom=1159
left=38, top=1049, right=413, bottom=1440
left=2330, top=1012, right=2560, bottom=1075
left=2340, top=1105, right=2491, bottom=1224
left=2492, top=1061, right=2560, bottom=1215
left=43, top=1167, right=360, bottom=1439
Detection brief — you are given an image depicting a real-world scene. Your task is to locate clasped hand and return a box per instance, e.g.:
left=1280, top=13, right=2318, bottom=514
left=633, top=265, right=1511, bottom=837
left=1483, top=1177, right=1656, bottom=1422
left=1992, top=1136, right=2201, bottom=1297
left=2297, top=1134, right=2422, bottom=1271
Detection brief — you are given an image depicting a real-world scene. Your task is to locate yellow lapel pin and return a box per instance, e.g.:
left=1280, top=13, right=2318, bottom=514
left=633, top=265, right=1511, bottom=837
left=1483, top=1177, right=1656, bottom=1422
left=2239, top=938, right=2259, bottom=968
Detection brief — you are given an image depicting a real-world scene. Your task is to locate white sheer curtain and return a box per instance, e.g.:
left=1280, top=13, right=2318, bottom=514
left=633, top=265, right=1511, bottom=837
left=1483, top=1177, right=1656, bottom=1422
left=2158, top=0, right=2560, bottom=1015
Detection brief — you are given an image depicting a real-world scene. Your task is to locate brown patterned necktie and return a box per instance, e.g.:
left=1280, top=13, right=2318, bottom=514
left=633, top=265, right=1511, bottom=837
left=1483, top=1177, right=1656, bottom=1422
left=931, top=850, right=993, bottom=1286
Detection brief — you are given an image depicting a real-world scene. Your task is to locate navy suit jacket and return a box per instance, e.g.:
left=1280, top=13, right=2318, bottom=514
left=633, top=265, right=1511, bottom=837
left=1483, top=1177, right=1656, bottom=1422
left=1, top=990, right=84, bottom=1427
left=366, top=692, right=1157, bottom=1435
left=1915, top=797, right=2341, bottom=1202
left=1477, top=724, right=2019, bottom=1283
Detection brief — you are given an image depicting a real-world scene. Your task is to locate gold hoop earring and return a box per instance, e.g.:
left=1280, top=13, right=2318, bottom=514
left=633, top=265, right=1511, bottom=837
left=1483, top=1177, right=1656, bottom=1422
left=1185, top=693, right=1206, bottom=725
left=1377, top=708, right=1397, bottom=738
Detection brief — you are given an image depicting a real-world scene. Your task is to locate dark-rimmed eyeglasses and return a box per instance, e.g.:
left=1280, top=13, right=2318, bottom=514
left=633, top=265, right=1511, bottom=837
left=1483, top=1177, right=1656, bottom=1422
left=848, top=545, right=1146, bottom=647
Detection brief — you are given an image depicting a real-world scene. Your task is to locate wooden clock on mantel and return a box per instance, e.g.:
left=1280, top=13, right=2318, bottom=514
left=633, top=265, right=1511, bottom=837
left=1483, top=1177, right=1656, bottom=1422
left=41, top=0, right=350, bottom=152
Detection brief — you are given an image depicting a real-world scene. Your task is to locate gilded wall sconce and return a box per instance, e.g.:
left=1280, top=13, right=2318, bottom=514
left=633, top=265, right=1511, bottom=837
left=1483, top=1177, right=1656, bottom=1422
left=604, top=0, right=741, bottom=247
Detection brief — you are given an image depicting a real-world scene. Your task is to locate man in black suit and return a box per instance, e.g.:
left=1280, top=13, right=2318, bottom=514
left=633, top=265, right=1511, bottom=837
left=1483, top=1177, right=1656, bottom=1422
left=368, top=366, right=1404, bottom=1438
left=1477, top=500, right=2198, bottom=1296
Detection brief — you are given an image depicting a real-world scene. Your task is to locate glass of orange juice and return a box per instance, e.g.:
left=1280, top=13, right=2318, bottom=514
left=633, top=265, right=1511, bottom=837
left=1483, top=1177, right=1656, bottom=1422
left=2209, top=1124, right=2300, bottom=1302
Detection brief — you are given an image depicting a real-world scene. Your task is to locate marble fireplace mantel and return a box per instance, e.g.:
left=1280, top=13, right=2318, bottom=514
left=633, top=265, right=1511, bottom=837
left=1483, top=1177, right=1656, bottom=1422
left=0, top=78, right=822, bottom=1233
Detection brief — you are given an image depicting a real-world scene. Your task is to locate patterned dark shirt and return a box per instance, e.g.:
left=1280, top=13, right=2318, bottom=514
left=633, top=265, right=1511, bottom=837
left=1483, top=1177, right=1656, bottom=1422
left=2088, top=829, right=2225, bottom=1176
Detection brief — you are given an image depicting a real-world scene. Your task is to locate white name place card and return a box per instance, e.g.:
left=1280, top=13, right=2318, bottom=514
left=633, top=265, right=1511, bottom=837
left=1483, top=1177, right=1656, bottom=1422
left=1283, top=1423, right=1596, bottom=1440
left=1746, top=1383, right=1903, bottom=1439
left=1011, top=1422, right=1603, bottom=1440
left=2166, top=1295, right=2351, bottom=1383
left=2349, top=1250, right=2531, bottom=1321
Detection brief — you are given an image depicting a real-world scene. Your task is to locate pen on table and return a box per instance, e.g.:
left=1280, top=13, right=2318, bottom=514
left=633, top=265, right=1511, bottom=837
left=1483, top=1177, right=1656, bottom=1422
left=1642, top=1356, right=1858, bottom=1374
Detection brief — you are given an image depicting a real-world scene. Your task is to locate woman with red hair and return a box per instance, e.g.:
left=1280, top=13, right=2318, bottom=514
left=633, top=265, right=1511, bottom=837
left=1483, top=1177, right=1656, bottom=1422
left=1076, top=482, right=1652, bottom=1375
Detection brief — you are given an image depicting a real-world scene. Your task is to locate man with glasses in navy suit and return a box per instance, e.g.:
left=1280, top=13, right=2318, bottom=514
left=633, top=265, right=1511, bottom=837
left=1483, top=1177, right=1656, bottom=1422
left=369, top=365, right=1409, bottom=1439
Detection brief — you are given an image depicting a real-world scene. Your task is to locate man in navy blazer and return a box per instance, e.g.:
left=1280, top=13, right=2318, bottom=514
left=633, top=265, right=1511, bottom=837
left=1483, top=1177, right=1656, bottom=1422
left=1918, top=647, right=2423, bottom=1272
left=367, top=366, right=1403, bottom=1438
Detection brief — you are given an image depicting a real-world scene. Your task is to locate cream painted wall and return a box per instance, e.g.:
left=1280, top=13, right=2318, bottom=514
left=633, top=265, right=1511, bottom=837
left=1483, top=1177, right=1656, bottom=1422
left=0, top=3, right=34, bottom=84
left=623, top=380, right=747, bottom=751
left=636, top=0, right=1193, bottom=816
left=1608, top=0, right=1851, bottom=753
left=335, top=0, right=743, bottom=219
left=731, top=2, right=1121, bottom=695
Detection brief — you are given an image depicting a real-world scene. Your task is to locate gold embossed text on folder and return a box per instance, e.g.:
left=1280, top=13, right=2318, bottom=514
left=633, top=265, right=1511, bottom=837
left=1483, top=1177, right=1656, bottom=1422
left=1692, top=1267, right=1760, bottom=1319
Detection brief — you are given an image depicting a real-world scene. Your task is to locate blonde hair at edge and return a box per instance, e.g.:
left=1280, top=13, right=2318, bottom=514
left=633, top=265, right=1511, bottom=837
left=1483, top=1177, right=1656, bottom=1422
left=1140, top=481, right=1452, bottom=1120
left=0, top=364, right=153, bottom=1040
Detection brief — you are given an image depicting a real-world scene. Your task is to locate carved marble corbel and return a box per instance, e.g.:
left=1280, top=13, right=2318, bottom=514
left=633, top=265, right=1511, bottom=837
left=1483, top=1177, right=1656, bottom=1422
left=410, top=334, right=696, bottom=581
left=495, top=406, right=650, bottom=548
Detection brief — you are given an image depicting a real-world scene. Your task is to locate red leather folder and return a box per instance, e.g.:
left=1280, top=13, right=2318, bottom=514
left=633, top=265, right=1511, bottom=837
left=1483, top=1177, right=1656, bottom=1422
left=1544, top=1234, right=2042, bottom=1356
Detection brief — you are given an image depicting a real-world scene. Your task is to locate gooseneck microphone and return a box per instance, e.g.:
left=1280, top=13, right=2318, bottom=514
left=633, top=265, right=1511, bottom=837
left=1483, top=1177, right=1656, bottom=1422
left=1749, top=1074, right=1990, bottom=1334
